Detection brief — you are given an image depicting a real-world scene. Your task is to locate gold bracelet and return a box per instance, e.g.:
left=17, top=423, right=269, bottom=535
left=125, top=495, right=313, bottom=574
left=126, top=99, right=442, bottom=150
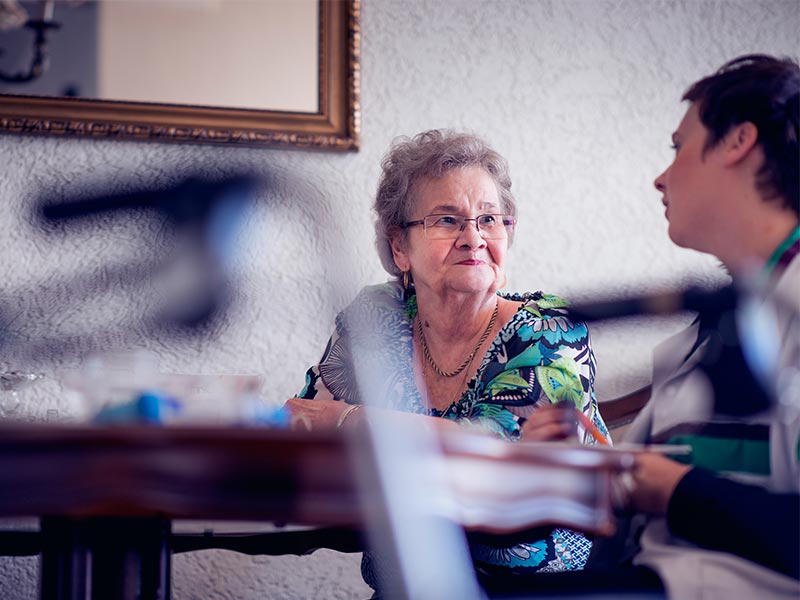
left=336, top=404, right=362, bottom=428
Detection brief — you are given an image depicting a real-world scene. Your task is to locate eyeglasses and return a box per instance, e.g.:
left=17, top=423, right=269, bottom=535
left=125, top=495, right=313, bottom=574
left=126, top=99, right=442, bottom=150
left=401, top=213, right=516, bottom=240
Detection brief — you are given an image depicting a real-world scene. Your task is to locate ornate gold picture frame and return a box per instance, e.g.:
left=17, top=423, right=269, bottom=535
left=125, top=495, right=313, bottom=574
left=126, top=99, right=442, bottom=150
left=0, top=0, right=360, bottom=151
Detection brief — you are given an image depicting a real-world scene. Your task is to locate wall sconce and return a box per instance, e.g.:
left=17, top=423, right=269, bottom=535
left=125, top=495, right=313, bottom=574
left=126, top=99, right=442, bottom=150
left=0, top=0, right=60, bottom=83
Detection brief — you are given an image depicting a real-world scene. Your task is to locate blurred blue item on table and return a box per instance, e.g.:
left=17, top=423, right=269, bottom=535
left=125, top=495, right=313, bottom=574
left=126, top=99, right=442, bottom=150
left=93, top=391, right=182, bottom=425
left=237, top=400, right=291, bottom=428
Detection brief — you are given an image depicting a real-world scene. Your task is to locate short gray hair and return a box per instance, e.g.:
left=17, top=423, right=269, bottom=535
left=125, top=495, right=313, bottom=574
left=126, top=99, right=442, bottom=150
left=374, top=129, right=517, bottom=277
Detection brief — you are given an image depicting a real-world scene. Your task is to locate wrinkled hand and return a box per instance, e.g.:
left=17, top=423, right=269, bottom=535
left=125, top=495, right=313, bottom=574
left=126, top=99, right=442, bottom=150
left=520, top=403, right=579, bottom=442
left=621, top=453, right=692, bottom=515
left=284, top=397, right=353, bottom=431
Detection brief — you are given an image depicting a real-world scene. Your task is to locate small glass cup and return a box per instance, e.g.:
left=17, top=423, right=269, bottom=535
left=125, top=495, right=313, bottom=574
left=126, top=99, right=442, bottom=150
left=0, top=371, right=44, bottom=418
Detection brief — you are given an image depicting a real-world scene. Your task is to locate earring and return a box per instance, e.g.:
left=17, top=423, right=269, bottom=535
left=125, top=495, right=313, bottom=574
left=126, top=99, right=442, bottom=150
left=402, top=270, right=411, bottom=291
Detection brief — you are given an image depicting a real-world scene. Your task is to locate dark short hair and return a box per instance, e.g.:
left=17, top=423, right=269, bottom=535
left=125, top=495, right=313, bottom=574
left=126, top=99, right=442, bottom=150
left=374, top=129, right=516, bottom=277
left=683, top=54, right=799, bottom=215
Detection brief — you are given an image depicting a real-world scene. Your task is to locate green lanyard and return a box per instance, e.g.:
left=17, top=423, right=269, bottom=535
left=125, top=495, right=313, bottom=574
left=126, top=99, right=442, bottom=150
left=763, top=225, right=800, bottom=277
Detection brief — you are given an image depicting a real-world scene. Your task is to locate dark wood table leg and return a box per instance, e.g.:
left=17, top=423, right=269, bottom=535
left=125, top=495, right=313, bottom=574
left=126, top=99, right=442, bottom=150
left=87, top=518, right=171, bottom=600
left=40, top=517, right=89, bottom=600
left=39, top=517, right=170, bottom=600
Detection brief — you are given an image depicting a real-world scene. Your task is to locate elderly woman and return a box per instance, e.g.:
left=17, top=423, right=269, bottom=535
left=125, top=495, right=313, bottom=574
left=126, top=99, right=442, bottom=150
left=286, top=129, right=609, bottom=584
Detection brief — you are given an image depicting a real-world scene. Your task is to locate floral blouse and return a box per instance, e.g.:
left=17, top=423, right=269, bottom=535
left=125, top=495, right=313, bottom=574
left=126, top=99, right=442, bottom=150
left=297, top=281, right=609, bottom=577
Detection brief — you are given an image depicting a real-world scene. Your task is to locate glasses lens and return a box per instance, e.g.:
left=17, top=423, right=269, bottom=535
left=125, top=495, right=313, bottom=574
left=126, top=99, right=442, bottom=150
left=500, top=215, right=515, bottom=236
left=476, top=214, right=513, bottom=239
left=479, top=215, right=515, bottom=239
left=423, top=215, right=461, bottom=239
left=477, top=214, right=502, bottom=237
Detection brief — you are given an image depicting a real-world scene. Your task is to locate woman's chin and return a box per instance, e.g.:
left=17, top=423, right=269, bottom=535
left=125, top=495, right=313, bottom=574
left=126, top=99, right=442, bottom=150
left=445, top=273, right=500, bottom=295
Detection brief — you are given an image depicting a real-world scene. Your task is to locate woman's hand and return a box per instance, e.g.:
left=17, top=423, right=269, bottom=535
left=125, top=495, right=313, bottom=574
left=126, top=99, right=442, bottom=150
left=285, top=398, right=466, bottom=433
left=622, top=453, right=692, bottom=515
left=284, top=397, right=354, bottom=431
left=520, top=403, right=579, bottom=442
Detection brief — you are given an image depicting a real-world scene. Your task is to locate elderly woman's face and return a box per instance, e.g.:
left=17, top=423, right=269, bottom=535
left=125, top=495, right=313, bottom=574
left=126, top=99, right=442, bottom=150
left=391, top=166, right=508, bottom=298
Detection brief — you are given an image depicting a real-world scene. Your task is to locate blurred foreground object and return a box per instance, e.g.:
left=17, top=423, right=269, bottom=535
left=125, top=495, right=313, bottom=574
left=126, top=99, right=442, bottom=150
left=0, top=174, right=259, bottom=365
left=38, top=173, right=258, bottom=330
left=568, top=278, right=798, bottom=417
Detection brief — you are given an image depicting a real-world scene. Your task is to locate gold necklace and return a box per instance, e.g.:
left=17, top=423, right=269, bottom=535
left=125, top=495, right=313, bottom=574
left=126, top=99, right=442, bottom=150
left=420, top=346, right=475, bottom=413
left=417, top=302, right=498, bottom=378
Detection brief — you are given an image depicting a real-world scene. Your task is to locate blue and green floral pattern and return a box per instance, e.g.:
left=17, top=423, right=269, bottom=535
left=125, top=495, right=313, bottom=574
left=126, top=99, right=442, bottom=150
left=297, top=282, right=608, bottom=576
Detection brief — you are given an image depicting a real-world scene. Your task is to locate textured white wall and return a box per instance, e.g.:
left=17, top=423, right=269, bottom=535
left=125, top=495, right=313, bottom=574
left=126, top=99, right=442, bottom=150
left=0, top=0, right=797, bottom=598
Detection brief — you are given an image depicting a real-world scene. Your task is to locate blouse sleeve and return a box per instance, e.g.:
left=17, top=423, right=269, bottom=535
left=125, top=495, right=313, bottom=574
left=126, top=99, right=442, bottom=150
left=295, top=314, right=360, bottom=405
left=471, top=294, right=610, bottom=445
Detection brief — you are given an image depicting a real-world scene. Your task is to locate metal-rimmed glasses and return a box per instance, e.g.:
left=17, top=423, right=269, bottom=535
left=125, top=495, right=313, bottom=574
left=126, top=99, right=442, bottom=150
left=401, top=214, right=516, bottom=240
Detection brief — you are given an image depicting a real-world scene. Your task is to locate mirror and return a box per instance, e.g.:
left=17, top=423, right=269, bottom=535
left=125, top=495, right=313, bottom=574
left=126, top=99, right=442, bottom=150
left=0, top=0, right=360, bottom=151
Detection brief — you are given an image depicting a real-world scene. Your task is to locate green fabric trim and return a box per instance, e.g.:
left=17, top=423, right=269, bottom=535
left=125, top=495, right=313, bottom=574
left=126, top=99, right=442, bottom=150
left=764, top=225, right=800, bottom=276
left=668, top=434, right=770, bottom=475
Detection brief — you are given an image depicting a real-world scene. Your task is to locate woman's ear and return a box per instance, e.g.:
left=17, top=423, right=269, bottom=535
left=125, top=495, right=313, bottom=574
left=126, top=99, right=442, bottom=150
left=389, top=232, right=411, bottom=273
left=723, top=121, right=759, bottom=167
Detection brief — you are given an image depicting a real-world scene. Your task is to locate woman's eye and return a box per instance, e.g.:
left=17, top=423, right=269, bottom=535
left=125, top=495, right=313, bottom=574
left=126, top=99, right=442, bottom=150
left=478, top=215, right=497, bottom=227
left=434, top=216, right=458, bottom=227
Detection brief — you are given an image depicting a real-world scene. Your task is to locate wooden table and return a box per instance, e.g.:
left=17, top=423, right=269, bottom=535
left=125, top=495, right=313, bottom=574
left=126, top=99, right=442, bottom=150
left=0, top=424, right=634, bottom=600
left=0, top=425, right=361, bottom=600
